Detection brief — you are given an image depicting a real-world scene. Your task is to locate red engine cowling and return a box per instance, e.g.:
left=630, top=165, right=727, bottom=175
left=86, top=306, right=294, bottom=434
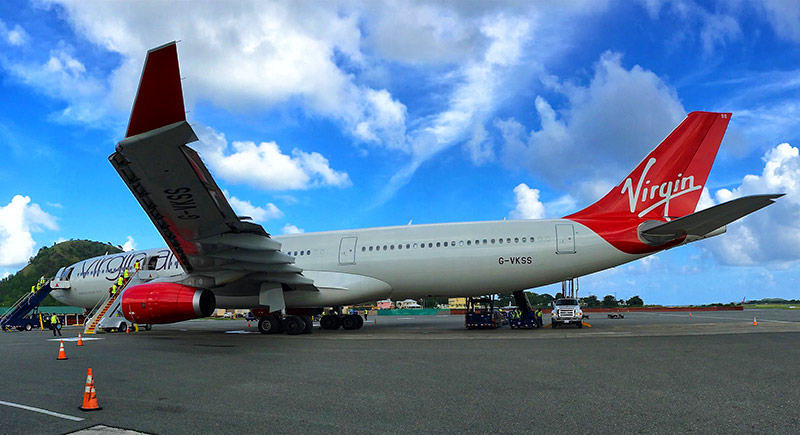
left=120, top=283, right=216, bottom=324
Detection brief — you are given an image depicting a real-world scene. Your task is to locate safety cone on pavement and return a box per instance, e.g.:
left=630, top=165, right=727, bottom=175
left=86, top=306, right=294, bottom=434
left=689, top=312, right=692, bottom=317
left=126, top=324, right=130, bottom=333
left=79, top=368, right=102, bottom=411
left=57, top=340, right=68, bottom=360
left=753, top=316, right=758, bottom=326
left=77, top=333, right=84, bottom=346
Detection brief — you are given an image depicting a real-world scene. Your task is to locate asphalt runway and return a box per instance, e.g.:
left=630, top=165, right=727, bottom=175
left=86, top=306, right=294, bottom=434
left=2, top=309, right=799, bottom=434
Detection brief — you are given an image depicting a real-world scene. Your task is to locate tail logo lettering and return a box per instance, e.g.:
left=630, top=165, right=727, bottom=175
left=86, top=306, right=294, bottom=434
left=621, top=158, right=701, bottom=219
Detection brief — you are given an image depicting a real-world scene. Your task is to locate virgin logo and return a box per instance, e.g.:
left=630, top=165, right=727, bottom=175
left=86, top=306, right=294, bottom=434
left=621, top=158, right=702, bottom=219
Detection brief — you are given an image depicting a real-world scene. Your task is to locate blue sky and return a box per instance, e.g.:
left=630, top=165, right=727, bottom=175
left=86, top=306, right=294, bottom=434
left=1, top=0, right=799, bottom=305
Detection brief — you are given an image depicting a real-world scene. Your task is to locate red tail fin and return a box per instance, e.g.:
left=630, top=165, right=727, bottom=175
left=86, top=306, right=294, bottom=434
left=567, top=111, right=731, bottom=221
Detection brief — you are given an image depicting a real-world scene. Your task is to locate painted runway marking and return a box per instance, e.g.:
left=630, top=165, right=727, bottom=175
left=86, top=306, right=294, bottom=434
left=642, top=312, right=798, bottom=324
left=47, top=337, right=103, bottom=342
left=0, top=400, right=84, bottom=422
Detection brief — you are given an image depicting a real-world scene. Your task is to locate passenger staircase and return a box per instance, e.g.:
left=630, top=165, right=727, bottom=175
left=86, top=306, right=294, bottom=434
left=0, top=284, right=53, bottom=329
left=83, top=274, right=144, bottom=334
left=512, top=290, right=533, bottom=316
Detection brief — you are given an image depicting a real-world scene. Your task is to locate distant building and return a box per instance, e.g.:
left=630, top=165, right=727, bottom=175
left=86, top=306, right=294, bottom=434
left=377, top=299, right=393, bottom=309
left=448, top=298, right=467, bottom=309
left=396, top=299, right=422, bottom=309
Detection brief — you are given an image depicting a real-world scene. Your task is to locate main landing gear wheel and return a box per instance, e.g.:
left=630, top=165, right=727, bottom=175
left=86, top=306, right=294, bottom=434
left=144, top=324, right=152, bottom=331
left=320, top=315, right=340, bottom=330
left=299, top=315, right=313, bottom=334
left=282, top=315, right=304, bottom=335
left=355, top=315, right=364, bottom=329
left=118, top=322, right=127, bottom=333
left=24, top=323, right=32, bottom=331
left=342, top=315, right=359, bottom=330
left=258, top=316, right=280, bottom=334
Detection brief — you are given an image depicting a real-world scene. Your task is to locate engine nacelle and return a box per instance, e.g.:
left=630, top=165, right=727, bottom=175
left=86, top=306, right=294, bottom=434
left=121, top=283, right=216, bottom=324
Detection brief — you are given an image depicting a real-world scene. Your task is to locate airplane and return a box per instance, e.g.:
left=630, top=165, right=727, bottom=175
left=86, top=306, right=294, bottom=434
left=49, top=41, right=782, bottom=335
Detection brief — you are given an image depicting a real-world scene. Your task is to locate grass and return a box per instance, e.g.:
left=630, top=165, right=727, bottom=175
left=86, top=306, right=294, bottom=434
left=745, top=304, right=800, bottom=309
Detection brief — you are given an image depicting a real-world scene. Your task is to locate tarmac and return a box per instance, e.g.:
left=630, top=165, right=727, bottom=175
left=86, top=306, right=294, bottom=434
left=1, top=309, right=799, bottom=434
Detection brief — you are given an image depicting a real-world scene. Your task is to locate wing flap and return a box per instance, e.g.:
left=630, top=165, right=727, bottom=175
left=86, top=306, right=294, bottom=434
left=639, top=194, right=783, bottom=245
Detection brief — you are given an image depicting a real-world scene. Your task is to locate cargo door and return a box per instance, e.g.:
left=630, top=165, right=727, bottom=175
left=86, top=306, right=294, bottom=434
left=338, top=236, right=358, bottom=265
left=555, top=224, right=576, bottom=254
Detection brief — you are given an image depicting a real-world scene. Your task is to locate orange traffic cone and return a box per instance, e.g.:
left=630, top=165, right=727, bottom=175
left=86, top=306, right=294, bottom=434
left=79, top=368, right=102, bottom=411
left=57, top=340, right=68, bottom=360
left=247, top=322, right=251, bottom=328
left=689, top=312, right=692, bottom=317
left=77, top=333, right=84, bottom=346
left=753, top=317, right=758, bottom=326
left=126, top=324, right=130, bottom=334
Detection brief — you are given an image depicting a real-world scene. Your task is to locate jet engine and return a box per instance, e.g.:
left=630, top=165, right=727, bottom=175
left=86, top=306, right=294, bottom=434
left=120, top=282, right=215, bottom=324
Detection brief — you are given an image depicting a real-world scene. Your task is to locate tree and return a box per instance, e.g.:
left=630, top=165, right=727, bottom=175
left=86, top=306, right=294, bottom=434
left=627, top=295, right=644, bottom=306
left=601, top=295, right=618, bottom=308
left=581, top=295, right=601, bottom=308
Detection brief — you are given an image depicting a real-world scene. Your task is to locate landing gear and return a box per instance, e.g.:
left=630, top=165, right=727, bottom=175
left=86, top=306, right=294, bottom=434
left=320, top=315, right=340, bottom=330
left=299, top=315, right=313, bottom=334
left=321, top=313, right=364, bottom=331
left=282, top=315, right=304, bottom=335
left=258, top=316, right=280, bottom=334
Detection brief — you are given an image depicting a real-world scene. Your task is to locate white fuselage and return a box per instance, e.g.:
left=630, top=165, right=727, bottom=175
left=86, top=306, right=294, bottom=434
left=50, top=218, right=645, bottom=309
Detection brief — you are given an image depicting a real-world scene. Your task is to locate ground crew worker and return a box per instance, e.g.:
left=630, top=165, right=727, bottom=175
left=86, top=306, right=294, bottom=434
left=536, top=309, right=543, bottom=327
left=51, top=314, right=61, bottom=336
left=111, top=284, right=117, bottom=295
left=31, top=284, right=36, bottom=295
left=124, top=268, right=130, bottom=280
left=364, top=309, right=368, bottom=320
left=134, top=260, right=141, bottom=271
left=117, top=275, right=124, bottom=288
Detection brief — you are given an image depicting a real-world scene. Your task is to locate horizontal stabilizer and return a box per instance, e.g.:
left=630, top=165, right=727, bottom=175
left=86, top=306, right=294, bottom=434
left=639, top=194, right=783, bottom=245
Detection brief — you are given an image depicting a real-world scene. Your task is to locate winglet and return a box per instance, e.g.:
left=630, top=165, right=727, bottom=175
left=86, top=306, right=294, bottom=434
left=125, top=41, right=186, bottom=138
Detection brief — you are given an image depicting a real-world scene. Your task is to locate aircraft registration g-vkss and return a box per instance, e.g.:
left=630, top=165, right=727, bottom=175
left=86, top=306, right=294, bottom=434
left=49, top=42, right=781, bottom=334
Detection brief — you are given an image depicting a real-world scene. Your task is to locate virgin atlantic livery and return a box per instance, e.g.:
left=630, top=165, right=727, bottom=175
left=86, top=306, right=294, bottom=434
left=49, top=42, right=781, bottom=334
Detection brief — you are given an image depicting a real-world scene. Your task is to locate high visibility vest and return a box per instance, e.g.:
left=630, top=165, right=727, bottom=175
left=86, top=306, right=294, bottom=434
left=124, top=269, right=130, bottom=279
left=51, top=315, right=57, bottom=324
left=117, top=277, right=124, bottom=286
left=31, top=285, right=36, bottom=294
left=111, top=285, right=117, bottom=294
left=134, top=261, right=140, bottom=270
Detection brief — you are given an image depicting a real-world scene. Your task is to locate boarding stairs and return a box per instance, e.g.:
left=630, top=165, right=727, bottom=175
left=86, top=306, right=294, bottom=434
left=512, top=290, right=533, bottom=316
left=0, top=283, right=52, bottom=329
left=83, top=273, right=144, bottom=334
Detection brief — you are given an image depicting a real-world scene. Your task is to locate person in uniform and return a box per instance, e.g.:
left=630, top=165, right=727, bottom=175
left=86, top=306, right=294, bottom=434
left=51, top=313, right=61, bottom=336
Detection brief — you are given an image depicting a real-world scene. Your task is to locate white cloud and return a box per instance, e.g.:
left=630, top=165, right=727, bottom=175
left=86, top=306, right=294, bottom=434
left=0, top=20, right=29, bottom=46
left=498, top=51, right=686, bottom=205
left=122, top=235, right=136, bottom=252
left=509, top=183, right=545, bottom=220
left=281, top=224, right=304, bottom=234
left=0, top=195, right=59, bottom=268
left=195, top=125, right=350, bottom=191
left=703, top=143, right=800, bottom=266
left=224, top=191, right=283, bottom=223
left=760, top=0, right=800, bottom=43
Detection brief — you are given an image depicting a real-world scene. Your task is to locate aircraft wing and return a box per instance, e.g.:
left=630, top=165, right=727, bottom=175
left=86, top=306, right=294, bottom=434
left=108, top=42, right=311, bottom=286
left=639, top=194, right=783, bottom=245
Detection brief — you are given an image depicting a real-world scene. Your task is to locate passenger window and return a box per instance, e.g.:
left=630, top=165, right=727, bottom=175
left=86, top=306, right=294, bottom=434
left=459, top=241, right=464, bottom=246
left=436, top=242, right=441, bottom=248
left=383, top=245, right=388, bottom=250
left=491, top=239, right=495, bottom=244
left=499, top=238, right=503, bottom=244
left=451, top=240, right=455, bottom=246
left=467, top=240, right=471, bottom=246
left=413, top=243, right=418, bottom=249
left=390, top=245, right=395, bottom=250
left=444, top=242, right=448, bottom=247
left=406, top=244, right=410, bottom=249
left=398, top=244, right=402, bottom=250
left=307, top=250, right=311, bottom=255
left=428, top=243, right=433, bottom=248
left=300, top=251, right=304, bottom=256
left=369, top=246, right=374, bottom=251
left=483, top=239, right=488, bottom=244
left=522, top=237, right=526, bottom=242
left=514, top=238, right=519, bottom=243
left=506, top=238, right=511, bottom=244
left=362, top=247, right=366, bottom=252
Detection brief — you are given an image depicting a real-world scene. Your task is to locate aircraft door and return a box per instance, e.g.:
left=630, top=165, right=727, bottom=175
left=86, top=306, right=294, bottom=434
left=338, top=236, right=358, bottom=265
left=555, top=224, right=576, bottom=254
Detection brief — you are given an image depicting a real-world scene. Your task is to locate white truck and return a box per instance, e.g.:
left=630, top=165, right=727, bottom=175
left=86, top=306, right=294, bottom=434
left=551, top=298, right=584, bottom=328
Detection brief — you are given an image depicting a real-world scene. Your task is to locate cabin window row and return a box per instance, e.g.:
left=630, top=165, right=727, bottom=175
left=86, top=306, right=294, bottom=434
left=360, top=236, right=544, bottom=253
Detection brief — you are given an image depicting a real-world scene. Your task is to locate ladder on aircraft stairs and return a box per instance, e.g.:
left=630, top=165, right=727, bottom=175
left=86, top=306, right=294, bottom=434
left=1, top=283, right=53, bottom=329
left=83, top=275, right=143, bottom=334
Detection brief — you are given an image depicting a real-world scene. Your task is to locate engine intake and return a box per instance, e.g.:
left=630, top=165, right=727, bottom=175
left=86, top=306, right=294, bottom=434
left=121, top=282, right=215, bottom=324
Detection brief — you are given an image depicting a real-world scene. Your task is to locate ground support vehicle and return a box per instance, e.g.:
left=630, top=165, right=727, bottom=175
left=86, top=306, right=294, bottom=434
left=551, top=298, right=584, bottom=328
left=465, top=297, right=503, bottom=329
left=509, top=311, right=539, bottom=329
left=1, top=284, right=53, bottom=332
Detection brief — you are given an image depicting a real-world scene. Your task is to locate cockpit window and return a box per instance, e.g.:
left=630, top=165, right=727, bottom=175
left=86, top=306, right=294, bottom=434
left=64, top=267, right=74, bottom=280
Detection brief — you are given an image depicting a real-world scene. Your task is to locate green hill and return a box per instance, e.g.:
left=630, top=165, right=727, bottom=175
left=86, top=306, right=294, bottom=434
left=0, top=240, right=123, bottom=306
